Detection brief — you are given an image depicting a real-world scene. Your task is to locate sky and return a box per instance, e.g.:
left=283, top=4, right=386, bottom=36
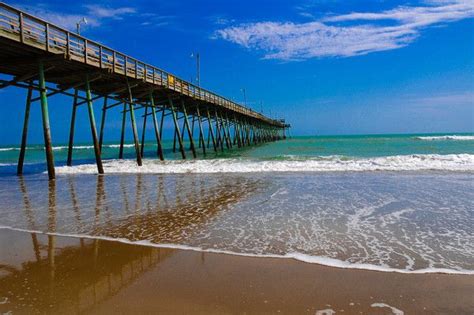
left=0, top=0, right=473, bottom=145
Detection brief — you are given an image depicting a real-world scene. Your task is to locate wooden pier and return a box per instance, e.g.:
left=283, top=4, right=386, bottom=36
left=0, top=2, right=290, bottom=179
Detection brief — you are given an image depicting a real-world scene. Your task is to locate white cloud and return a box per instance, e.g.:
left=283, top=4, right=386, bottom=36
left=84, top=5, right=136, bottom=19
left=17, top=4, right=137, bottom=31
left=206, top=15, right=236, bottom=26
left=216, top=0, right=474, bottom=60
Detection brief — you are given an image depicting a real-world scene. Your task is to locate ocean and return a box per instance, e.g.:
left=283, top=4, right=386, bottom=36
left=0, top=133, right=473, bottom=274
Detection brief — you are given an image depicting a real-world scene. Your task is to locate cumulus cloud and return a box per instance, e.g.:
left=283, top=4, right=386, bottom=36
left=216, top=0, right=474, bottom=60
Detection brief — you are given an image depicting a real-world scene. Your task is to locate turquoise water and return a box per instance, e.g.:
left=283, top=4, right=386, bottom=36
left=0, top=133, right=473, bottom=169
left=0, top=133, right=473, bottom=273
left=239, top=133, right=474, bottom=159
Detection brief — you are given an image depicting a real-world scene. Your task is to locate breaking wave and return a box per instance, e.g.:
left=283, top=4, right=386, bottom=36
left=415, top=135, right=474, bottom=141
left=54, top=154, right=474, bottom=174
left=0, top=144, right=136, bottom=152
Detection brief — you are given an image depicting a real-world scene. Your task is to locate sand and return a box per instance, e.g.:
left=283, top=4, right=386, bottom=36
left=0, top=228, right=473, bottom=314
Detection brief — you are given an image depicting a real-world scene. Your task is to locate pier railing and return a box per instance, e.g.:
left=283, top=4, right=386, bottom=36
left=0, top=2, right=282, bottom=126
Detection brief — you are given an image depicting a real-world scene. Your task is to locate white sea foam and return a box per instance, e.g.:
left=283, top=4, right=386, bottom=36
left=54, top=154, right=474, bottom=174
left=371, top=303, right=404, bottom=315
left=52, top=145, right=93, bottom=150
left=0, top=144, right=136, bottom=152
left=53, top=144, right=136, bottom=150
left=104, top=144, right=136, bottom=148
left=315, top=309, right=335, bottom=315
left=415, top=135, right=474, bottom=141
left=1, top=226, right=473, bottom=275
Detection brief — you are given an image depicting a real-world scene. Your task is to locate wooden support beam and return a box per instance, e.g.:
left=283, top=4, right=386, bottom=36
left=240, top=121, right=247, bottom=147
left=197, top=117, right=203, bottom=149
left=77, top=84, right=139, bottom=107
left=248, top=124, right=253, bottom=144
left=17, top=83, right=33, bottom=175
left=98, top=96, right=108, bottom=151
left=168, top=97, right=186, bottom=159
left=206, top=108, right=217, bottom=152
left=118, top=102, right=127, bottom=159
left=220, top=113, right=231, bottom=149
left=66, top=89, right=78, bottom=166
left=181, top=118, right=186, bottom=150
left=234, top=117, right=242, bottom=148
left=0, top=66, right=54, bottom=90
left=104, top=99, right=123, bottom=110
left=172, top=126, right=177, bottom=153
left=181, top=100, right=197, bottom=158
left=0, top=55, right=64, bottom=68
left=215, top=111, right=224, bottom=152
left=38, top=61, right=55, bottom=180
left=159, top=108, right=165, bottom=141
left=127, top=81, right=143, bottom=166
left=30, top=75, right=102, bottom=102
left=196, top=105, right=206, bottom=155
left=191, top=116, right=196, bottom=140
left=85, top=74, right=104, bottom=174
left=149, top=92, right=164, bottom=161
left=207, top=127, right=211, bottom=149
left=3, top=80, right=142, bottom=113
left=140, top=106, right=148, bottom=158
left=225, top=113, right=233, bottom=149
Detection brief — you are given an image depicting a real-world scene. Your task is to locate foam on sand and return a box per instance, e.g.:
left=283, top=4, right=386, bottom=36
left=371, top=303, right=404, bottom=315
left=54, top=154, right=474, bottom=174
left=1, top=226, right=473, bottom=275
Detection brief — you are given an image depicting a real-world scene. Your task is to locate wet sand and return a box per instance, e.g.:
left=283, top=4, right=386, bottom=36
left=0, top=229, right=473, bottom=314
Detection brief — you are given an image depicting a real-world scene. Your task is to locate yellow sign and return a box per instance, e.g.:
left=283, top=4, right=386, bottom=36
left=168, top=74, right=174, bottom=86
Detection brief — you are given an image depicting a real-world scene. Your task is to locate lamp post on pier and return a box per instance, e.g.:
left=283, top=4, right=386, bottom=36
left=190, top=52, right=200, bottom=88
left=240, top=88, right=247, bottom=107
left=76, top=17, right=88, bottom=35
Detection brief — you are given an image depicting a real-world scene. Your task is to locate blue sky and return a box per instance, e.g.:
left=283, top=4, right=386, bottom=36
left=0, top=0, right=473, bottom=144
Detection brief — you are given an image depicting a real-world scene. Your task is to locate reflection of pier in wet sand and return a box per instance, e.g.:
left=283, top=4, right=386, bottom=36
left=1, top=176, right=473, bottom=314
left=1, top=228, right=474, bottom=314
left=1, top=173, right=262, bottom=313
left=0, top=232, right=171, bottom=314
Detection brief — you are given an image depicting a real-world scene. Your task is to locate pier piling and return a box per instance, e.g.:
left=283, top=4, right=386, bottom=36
left=0, top=2, right=289, bottom=179
left=17, top=83, right=32, bottom=175
left=38, top=61, right=55, bottom=180
left=149, top=92, right=164, bottom=161
left=85, top=75, right=104, bottom=174
left=181, top=100, right=197, bottom=158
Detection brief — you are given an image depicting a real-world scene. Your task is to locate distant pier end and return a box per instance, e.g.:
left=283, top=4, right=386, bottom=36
left=0, top=2, right=290, bottom=179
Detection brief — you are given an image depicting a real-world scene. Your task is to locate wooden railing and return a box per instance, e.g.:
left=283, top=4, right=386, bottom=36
left=0, top=2, right=285, bottom=127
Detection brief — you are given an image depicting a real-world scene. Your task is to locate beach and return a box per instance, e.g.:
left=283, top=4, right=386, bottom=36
left=0, top=0, right=473, bottom=312
left=0, top=135, right=473, bottom=314
left=1, top=228, right=473, bottom=314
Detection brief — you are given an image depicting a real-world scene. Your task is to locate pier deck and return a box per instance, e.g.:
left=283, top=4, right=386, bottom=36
left=0, top=2, right=289, bottom=179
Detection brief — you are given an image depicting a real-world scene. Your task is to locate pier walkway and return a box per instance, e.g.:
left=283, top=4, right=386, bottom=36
left=0, top=2, right=289, bottom=179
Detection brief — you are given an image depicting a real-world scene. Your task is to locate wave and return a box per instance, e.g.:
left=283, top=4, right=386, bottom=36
left=0, top=144, right=137, bottom=152
left=54, top=154, right=474, bottom=174
left=415, top=135, right=474, bottom=141
left=52, top=145, right=92, bottom=150
left=0, top=226, right=472, bottom=275
left=105, top=144, right=136, bottom=148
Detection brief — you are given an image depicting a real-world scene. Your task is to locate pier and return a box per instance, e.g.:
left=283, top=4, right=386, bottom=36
left=0, top=2, right=290, bottom=179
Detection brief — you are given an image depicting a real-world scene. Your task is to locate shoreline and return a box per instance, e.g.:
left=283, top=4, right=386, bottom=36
left=1, top=228, right=473, bottom=314
left=1, top=225, right=472, bottom=276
